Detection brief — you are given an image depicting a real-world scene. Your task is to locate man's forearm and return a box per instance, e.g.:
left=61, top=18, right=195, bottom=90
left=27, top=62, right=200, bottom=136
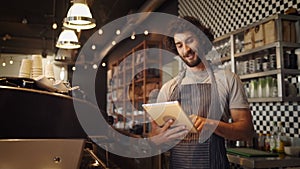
left=209, top=119, right=254, bottom=141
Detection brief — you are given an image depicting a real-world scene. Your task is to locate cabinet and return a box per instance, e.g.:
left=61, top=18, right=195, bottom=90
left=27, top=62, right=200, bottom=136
left=214, top=14, right=300, bottom=102
left=107, top=40, right=162, bottom=134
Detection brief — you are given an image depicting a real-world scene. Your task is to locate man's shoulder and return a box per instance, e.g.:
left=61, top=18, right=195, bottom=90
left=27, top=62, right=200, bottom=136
left=214, top=69, right=236, bottom=79
left=161, top=77, right=177, bottom=88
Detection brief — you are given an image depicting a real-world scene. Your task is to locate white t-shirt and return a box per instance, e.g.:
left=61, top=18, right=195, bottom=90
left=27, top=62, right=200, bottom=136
left=157, top=68, right=249, bottom=122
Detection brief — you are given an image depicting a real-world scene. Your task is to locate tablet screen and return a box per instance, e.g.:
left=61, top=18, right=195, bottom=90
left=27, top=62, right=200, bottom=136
left=142, top=101, right=197, bottom=133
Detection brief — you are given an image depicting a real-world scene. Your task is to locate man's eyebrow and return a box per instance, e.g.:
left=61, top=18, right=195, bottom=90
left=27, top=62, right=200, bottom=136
left=186, top=36, right=193, bottom=40
left=175, top=41, right=181, bottom=45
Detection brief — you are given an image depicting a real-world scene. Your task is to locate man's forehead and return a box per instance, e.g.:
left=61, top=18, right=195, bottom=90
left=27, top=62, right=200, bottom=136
left=174, top=31, right=196, bottom=42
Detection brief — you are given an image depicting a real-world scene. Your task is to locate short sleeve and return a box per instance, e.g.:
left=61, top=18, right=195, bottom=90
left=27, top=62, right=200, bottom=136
left=228, top=73, right=249, bottom=109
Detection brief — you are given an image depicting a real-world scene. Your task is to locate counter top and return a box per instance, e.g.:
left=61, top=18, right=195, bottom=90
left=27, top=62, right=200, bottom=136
left=227, top=153, right=300, bottom=169
left=0, top=86, right=99, bottom=139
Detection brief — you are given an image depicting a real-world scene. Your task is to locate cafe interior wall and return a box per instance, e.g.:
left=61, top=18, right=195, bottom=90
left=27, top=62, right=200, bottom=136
left=178, top=0, right=300, bottom=138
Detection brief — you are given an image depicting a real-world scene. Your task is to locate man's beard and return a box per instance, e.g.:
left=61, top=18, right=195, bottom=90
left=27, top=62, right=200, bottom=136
left=182, top=51, right=202, bottom=67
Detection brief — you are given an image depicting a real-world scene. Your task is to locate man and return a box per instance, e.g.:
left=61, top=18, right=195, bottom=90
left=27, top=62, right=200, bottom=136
left=149, top=16, right=254, bottom=168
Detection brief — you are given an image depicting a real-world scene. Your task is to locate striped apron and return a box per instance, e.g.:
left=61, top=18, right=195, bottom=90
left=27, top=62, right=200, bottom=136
left=169, top=83, right=229, bottom=169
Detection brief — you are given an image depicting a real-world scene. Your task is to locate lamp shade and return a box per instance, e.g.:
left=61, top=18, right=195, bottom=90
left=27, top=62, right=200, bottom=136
left=56, top=29, right=80, bottom=49
left=63, top=3, right=96, bottom=30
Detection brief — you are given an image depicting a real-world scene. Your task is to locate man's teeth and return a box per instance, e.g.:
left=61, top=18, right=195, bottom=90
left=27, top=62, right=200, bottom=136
left=187, top=53, right=193, bottom=58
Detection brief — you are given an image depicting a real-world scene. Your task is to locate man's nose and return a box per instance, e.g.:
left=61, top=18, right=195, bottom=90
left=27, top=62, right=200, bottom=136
left=183, top=44, right=191, bottom=54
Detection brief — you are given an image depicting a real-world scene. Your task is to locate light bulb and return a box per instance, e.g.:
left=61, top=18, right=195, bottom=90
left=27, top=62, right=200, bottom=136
left=92, top=64, right=98, bottom=69
left=144, top=30, right=149, bottom=35
left=98, top=29, right=103, bottom=35
left=131, top=34, right=135, bottom=40
left=52, top=22, right=58, bottom=29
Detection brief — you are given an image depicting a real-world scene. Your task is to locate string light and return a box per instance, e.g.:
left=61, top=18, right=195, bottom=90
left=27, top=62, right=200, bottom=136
left=144, top=30, right=149, bottom=35
left=92, top=64, right=98, bottom=69
left=98, top=29, right=103, bottom=35
left=9, top=57, right=13, bottom=64
left=2, top=60, right=6, bottom=67
left=131, top=33, right=135, bottom=40
left=52, top=22, right=58, bottom=29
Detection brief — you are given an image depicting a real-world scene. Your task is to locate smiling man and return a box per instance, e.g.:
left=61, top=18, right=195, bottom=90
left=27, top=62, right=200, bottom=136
left=149, top=16, right=254, bottom=169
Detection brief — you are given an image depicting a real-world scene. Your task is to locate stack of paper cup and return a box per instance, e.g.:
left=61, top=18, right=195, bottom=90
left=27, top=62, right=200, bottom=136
left=31, top=55, right=43, bottom=78
left=19, top=59, right=32, bottom=78
left=44, top=62, right=55, bottom=80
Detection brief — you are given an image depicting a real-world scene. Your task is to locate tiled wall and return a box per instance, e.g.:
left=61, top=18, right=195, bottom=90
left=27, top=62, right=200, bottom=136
left=252, top=102, right=300, bottom=137
left=178, top=0, right=300, bottom=37
left=178, top=0, right=300, bottom=138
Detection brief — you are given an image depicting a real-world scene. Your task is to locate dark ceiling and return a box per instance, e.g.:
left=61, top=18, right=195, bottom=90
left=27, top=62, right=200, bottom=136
left=0, top=0, right=149, bottom=56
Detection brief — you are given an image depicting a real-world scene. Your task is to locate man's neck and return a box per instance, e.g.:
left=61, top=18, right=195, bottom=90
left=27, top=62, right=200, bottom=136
left=188, top=62, right=206, bottom=71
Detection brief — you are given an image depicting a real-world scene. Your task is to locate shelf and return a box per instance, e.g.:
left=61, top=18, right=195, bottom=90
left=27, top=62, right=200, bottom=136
left=145, top=77, right=161, bottom=83
left=214, top=14, right=300, bottom=102
left=235, top=42, right=278, bottom=58
left=220, top=56, right=231, bottom=62
left=239, top=69, right=280, bottom=80
left=126, top=114, right=144, bottom=117
left=135, top=62, right=144, bottom=67
left=134, top=97, right=144, bottom=101
left=281, top=96, right=300, bottom=102
left=283, top=69, right=300, bottom=75
left=248, top=97, right=282, bottom=102
left=235, top=42, right=300, bottom=58
left=240, top=69, right=300, bottom=80
left=228, top=14, right=300, bottom=39
left=248, top=96, right=300, bottom=102
left=107, top=39, right=163, bottom=133
left=134, top=78, right=144, bottom=83
left=112, top=86, right=124, bottom=90
left=281, top=42, right=300, bottom=48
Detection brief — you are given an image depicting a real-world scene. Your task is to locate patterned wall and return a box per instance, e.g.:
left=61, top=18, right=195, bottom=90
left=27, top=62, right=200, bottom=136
left=178, top=0, right=300, bottom=138
left=179, top=0, right=300, bottom=37
left=252, top=102, right=300, bottom=137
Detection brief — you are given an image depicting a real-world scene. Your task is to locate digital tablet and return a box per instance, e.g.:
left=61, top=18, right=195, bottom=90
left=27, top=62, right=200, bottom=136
left=142, top=101, right=197, bottom=133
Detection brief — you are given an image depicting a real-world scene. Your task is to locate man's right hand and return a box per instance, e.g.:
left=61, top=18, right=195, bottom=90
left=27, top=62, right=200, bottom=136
left=149, top=119, right=189, bottom=145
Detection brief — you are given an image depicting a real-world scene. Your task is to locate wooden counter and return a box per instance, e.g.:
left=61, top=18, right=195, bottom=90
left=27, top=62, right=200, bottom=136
left=0, top=85, right=100, bottom=138
left=228, top=153, right=300, bottom=169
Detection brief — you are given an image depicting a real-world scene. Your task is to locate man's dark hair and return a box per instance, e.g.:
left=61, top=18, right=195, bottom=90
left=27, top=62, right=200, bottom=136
left=164, top=16, right=214, bottom=54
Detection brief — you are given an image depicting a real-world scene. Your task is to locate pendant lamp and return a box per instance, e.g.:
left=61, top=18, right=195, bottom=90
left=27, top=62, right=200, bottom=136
left=63, top=2, right=96, bottom=30
left=56, top=29, right=80, bottom=49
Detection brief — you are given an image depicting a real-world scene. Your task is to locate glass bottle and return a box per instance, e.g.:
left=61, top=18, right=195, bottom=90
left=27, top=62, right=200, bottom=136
left=284, top=51, right=290, bottom=69
left=271, top=77, right=278, bottom=97
left=258, top=133, right=265, bottom=150
left=270, top=134, right=277, bottom=152
left=276, top=122, right=284, bottom=153
left=289, top=50, right=298, bottom=69
left=270, top=122, right=278, bottom=152
left=264, top=133, right=271, bottom=152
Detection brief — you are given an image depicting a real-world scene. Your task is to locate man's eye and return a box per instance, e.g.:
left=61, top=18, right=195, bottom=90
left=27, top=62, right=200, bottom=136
left=186, top=38, right=194, bottom=44
left=176, top=44, right=182, bottom=48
